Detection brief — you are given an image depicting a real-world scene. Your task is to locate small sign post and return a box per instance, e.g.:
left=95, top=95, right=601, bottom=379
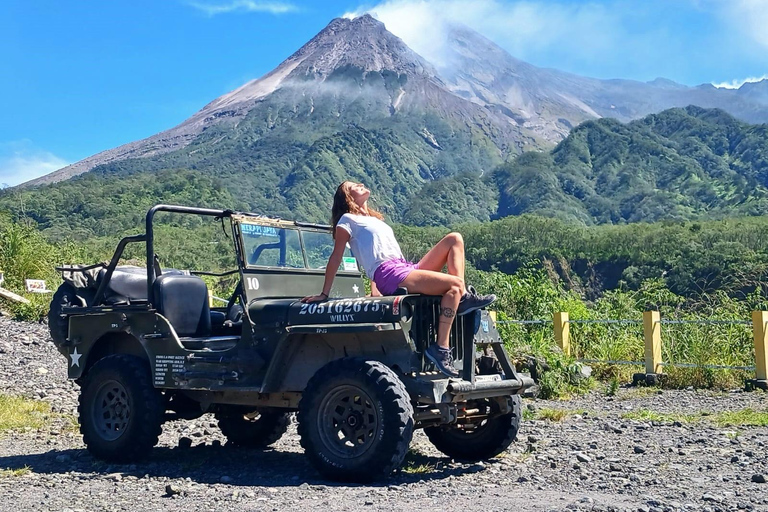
left=25, top=279, right=50, bottom=294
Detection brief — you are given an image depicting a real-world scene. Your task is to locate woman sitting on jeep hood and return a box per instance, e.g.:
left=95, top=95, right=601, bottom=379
left=301, top=181, right=495, bottom=377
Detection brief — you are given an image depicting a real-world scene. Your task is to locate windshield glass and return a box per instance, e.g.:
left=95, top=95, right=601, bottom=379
left=241, top=224, right=304, bottom=268
left=240, top=223, right=358, bottom=272
left=303, top=230, right=358, bottom=272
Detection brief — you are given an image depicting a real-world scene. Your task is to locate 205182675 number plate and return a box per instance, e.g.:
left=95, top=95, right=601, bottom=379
left=288, top=297, right=401, bottom=324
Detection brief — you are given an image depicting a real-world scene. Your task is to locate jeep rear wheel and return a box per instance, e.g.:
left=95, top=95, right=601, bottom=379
left=79, top=355, right=163, bottom=462
left=298, top=358, right=414, bottom=482
left=425, top=395, right=521, bottom=461
left=216, top=408, right=291, bottom=448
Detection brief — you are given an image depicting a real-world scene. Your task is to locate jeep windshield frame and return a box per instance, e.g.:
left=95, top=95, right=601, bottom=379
left=234, top=215, right=359, bottom=275
left=91, top=205, right=359, bottom=310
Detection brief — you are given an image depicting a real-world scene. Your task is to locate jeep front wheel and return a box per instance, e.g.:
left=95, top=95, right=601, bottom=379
left=79, top=355, right=163, bottom=462
left=425, top=395, right=521, bottom=461
left=298, top=359, right=414, bottom=482
left=216, top=408, right=291, bottom=448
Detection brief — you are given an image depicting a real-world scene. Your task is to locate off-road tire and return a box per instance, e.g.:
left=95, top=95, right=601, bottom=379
left=79, top=355, right=163, bottom=462
left=425, top=395, right=521, bottom=461
left=298, top=358, right=414, bottom=482
left=216, top=409, right=291, bottom=448
left=48, top=283, right=79, bottom=347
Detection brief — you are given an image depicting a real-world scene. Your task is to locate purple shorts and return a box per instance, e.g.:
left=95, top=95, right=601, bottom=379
left=373, top=258, right=419, bottom=296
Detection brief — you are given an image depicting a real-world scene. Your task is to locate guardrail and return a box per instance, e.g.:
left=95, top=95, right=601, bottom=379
left=493, top=310, right=768, bottom=391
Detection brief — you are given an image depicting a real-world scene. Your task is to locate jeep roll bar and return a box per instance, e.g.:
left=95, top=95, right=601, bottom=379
left=87, top=204, right=325, bottom=308
left=145, top=205, right=232, bottom=302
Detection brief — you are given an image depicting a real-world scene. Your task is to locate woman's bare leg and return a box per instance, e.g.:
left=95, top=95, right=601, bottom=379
left=399, top=269, right=462, bottom=349
left=417, top=233, right=465, bottom=292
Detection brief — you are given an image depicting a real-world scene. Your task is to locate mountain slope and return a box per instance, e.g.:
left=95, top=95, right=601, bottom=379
left=24, top=14, right=768, bottom=190
left=496, top=106, right=768, bottom=224
left=28, top=15, right=527, bottom=189
left=435, top=24, right=768, bottom=144
left=7, top=16, right=768, bottom=234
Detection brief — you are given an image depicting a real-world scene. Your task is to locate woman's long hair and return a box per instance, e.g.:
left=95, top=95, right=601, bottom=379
left=331, top=181, right=383, bottom=238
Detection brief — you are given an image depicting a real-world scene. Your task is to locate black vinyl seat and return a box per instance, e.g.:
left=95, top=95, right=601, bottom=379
left=153, top=274, right=211, bottom=337
left=98, top=265, right=183, bottom=305
left=98, top=266, right=148, bottom=304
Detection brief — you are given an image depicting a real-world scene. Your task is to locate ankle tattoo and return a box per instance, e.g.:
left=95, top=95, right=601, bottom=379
left=441, top=307, right=456, bottom=318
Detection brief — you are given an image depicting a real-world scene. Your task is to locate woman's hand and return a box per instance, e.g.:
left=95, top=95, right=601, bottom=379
left=301, top=293, right=327, bottom=303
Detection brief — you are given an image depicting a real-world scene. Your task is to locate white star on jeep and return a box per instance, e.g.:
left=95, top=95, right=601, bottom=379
left=352, top=284, right=359, bottom=293
left=70, top=348, right=82, bottom=368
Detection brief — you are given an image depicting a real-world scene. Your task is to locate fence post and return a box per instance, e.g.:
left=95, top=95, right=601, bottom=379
left=553, top=311, right=570, bottom=357
left=643, top=310, right=662, bottom=376
left=749, top=311, right=768, bottom=391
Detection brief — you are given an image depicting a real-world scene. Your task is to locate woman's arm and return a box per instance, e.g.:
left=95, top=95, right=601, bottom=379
left=301, top=227, right=350, bottom=303
left=370, top=280, right=381, bottom=297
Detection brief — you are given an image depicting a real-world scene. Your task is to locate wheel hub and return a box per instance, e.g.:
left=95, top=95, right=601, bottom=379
left=317, top=385, right=380, bottom=459
left=346, top=410, right=363, bottom=429
left=92, top=380, right=131, bottom=441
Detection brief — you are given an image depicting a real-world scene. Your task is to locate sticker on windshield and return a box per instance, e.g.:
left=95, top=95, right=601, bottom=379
left=342, top=257, right=359, bottom=271
left=241, top=224, right=279, bottom=237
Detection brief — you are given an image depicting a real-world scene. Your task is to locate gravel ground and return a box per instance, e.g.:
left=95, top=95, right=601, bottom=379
left=0, top=315, right=766, bottom=512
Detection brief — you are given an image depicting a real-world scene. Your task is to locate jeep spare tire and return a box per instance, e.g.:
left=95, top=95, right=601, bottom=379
left=298, top=358, right=414, bottom=482
left=48, top=283, right=80, bottom=347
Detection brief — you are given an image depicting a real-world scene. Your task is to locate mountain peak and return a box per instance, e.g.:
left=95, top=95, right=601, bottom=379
left=286, top=14, right=434, bottom=78
left=646, top=77, right=685, bottom=89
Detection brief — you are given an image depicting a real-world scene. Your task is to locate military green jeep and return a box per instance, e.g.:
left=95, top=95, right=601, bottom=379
left=49, top=205, right=533, bottom=482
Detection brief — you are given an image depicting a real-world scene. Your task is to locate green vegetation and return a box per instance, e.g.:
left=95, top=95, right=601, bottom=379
left=496, top=106, right=768, bottom=224
left=402, top=448, right=438, bottom=474
left=397, top=213, right=768, bottom=299
left=621, top=409, right=699, bottom=424
left=534, top=408, right=586, bottom=421
left=467, top=267, right=760, bottom=389
left=0, top=214, right=93, bottom=319
left=6, top=106, right=768, bottom=239
left=621, top=408, right=768, bottom=426
left=0, top=394, right=50, bottom=433
left=0, top=466, right=30, bottom=478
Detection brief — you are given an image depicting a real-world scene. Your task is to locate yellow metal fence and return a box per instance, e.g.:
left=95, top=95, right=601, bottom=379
left=495, top=310, right=768, bottom=388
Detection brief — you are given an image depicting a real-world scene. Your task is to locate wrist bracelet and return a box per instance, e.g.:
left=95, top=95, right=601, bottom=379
left=320, top=291, right=328, bottom=298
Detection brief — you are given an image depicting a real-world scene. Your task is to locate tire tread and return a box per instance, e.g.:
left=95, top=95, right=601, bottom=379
left=298, top=358, right=414, bottom=482
left=79, top=354, right=163, bottom=462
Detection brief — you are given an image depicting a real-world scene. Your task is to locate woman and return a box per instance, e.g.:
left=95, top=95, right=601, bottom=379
left=301, top=181, right=495, bottom=377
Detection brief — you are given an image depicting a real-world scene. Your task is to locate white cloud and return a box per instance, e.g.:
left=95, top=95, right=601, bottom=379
left=345, top=0, right=634, bottom=72
left=712, top=74, right=768, bottom=89
left=720, top=0, right=768, bottom=50
left=186, top=0, right=299, bottom=15
left=0, top=141, right=69, bottom=187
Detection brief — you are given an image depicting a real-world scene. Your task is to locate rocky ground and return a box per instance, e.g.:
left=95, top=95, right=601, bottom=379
left=0, top=315, right=766, bottom=512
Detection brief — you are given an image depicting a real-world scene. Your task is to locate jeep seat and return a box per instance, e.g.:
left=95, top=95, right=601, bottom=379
left=97, top=265, right=184, bottom=305
left=153, top=274, right=211, bottom=337
left=97, top=266, right=148, bottom=304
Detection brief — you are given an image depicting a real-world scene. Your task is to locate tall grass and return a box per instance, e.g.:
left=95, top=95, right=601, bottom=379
left=471, top=268, right=765, bottom=391
left=0, top=215, right=95, bottom=320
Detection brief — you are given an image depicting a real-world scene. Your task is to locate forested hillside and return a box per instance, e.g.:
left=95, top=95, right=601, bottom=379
left=4, top=107, right=768, bottom=233
left=396, top=214, right=768, bottom=299
left=496, top=106, right=768, bottom=224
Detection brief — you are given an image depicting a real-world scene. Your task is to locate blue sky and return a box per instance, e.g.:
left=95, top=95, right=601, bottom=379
left=2, top=0, right=768, bottom=186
